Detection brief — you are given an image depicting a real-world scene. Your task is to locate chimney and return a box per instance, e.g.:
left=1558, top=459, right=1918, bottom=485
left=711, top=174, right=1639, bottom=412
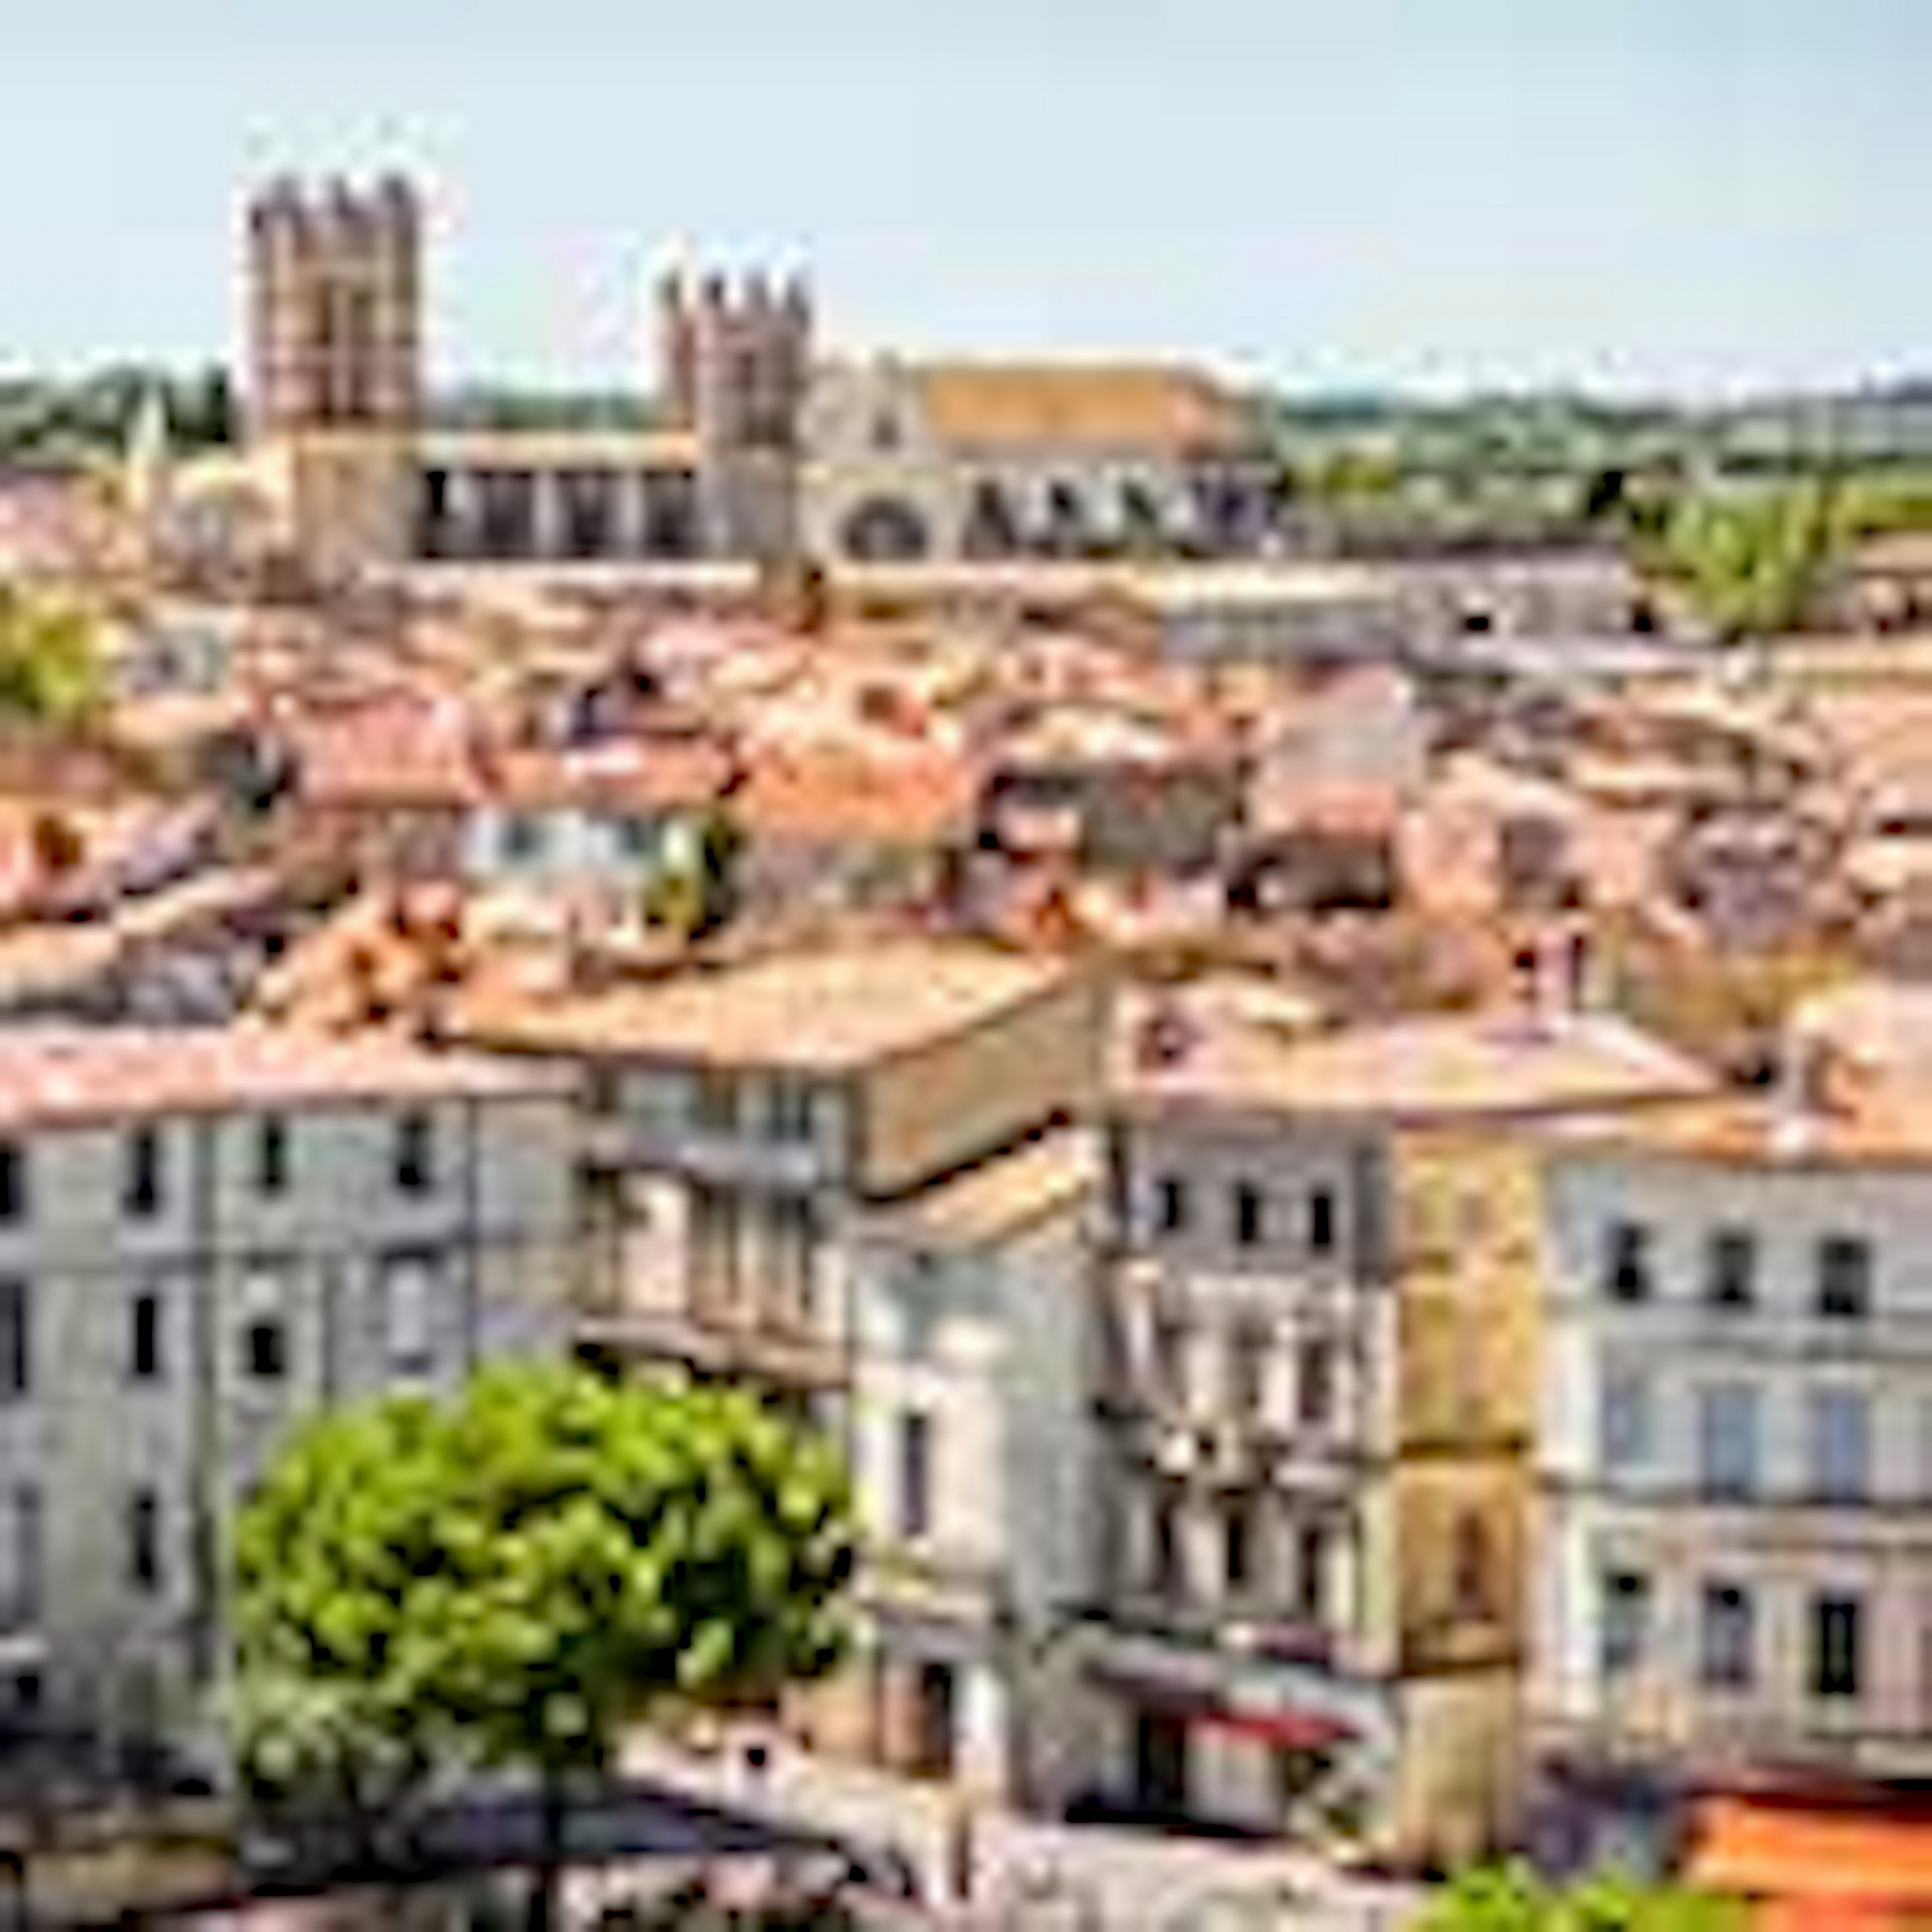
left=1771, top=1021, right=1832, bottom=1158
left=1133, top=991, right=1196, bottom=1071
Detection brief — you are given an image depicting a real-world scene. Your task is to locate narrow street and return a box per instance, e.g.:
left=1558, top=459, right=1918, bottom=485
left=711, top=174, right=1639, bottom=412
left=618, top=1730, right=1419, bottom=1930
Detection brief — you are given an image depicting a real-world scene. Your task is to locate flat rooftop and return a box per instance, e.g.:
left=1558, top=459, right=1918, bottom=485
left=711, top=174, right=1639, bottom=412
left=1118, top=1007, right=1712, bottom=1124
left=457, top=940, right=1076, bottom=1073
left=0, top=1025, right=563, bottom=1131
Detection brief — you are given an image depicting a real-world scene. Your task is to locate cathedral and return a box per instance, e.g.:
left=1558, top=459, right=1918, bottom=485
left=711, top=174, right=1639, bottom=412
left=215, top=174, right=1283, bottom=577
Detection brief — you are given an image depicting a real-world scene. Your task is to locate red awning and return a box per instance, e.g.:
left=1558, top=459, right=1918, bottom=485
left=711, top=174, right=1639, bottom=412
left=1196, top=1706, right=1354, bottom=1751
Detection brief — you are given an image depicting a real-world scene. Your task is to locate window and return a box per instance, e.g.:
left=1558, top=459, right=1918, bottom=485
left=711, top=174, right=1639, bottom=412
left=123, top=1126, right=164, bottom=1219
left=1600, top=1570, right=1651, bottom=1679
left=1154, top=1176, right=1188, bottom=1236
left=381, top=1252, right=438, bottom=1373
left=1598, top=1364, right=1654, bottom=1474
left=1308, top=1187, right=1337, bottom=1256
left=1232, top=1182, right=1265, bottom=1249
left=1224, top=1502, right=1253, bottom=1590
left=393, top=1110, right=435, bottom=1196
left=693, top=1071, right=737, bottom=1135
left=914, top=1661, right=954, bottom=1778
left=1700, top=1582, right=1756, bottom=1691
left=1812, top=1594, right=1864, bottom=1700
left=1818, top=1237, right=1873, bottom=1320
left=1154, top=1313, right=1190, bottom=1409
left=1152, top=1489, right=1183, bottom=1598
left=130, top=1291, right=163, bottom=1384
left=0, top=1485, right=39, bottom=1624
left=1229, top=1317, right=1269, bottom=1417
left=898, top=1412, right=932, bottom=1542
left=0, top=1141, right=25, bottom=1225
left=254, top=1115, right=289, bottom=1198
left=501, top=812, right=545, bottom=864
left=1293, top=1520, right=1329, bottom=1624
left=0, top=1280, right=25, bottom=1399
left=1809, top=1389, right=1872, bottom=1504
left=1603, top=1222, right=1652, bottom=1302
left=765, top=1078, right=817, bottom=1145
left=127, top=1490, right=162, bottom=1594
left=1706, top=1229, right=1756, bottom=1310
left=1696, top=1382, right=1760, bottom=1500
left=247, top=1319, right=286, bottom=1381
left=1452, top=1512, right=1494, bottom=1621
left=1297, top=1336, right=1335, bottom=1430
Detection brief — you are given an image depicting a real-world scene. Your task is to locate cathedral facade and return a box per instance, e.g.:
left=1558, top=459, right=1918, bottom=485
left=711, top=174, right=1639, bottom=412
left=232, top=175, right=1282, bottom=576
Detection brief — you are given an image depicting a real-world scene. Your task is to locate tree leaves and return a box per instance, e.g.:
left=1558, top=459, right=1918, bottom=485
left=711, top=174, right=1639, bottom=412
left=231, top=1363, right=857, bottom=1821
left=1417, top=1863, right=1744, bottom=1931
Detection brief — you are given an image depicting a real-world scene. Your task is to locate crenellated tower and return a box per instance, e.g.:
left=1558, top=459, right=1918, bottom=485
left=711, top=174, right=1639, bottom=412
left=247, top=174, right=422, bottom=438
left=655, top=263, right=811, bottom=559
left=244, top=174, right=423, bottom=572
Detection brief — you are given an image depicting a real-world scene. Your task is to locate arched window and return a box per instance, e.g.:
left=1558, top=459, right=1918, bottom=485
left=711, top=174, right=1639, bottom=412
left=840, top=496, right=930, bottom=563
left=962, top=479, right=1019, bottom=559
left=1040, top=479, right=1087, bottom=557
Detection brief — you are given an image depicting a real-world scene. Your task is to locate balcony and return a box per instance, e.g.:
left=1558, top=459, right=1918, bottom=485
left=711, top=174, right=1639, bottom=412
left=572, top=1302, right=849, bottom=1388
left=601, top=1123, right=839, bottom=1193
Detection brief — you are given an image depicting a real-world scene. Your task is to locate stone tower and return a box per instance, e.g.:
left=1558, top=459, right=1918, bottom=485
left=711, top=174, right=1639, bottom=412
left=655, top=264, right=811, bottom=560
left=247, top=175, right=422, bottom=438
left=245, top=175, right=423, bottom=573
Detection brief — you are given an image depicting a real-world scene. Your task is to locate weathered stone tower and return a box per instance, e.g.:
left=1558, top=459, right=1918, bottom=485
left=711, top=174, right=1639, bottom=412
left=245, top=175, right=422, bottom=573
left=656, top=266, right=810, bottom=561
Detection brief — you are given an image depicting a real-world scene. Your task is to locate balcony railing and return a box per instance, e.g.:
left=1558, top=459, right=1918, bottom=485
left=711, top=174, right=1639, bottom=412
left=572, top=1303, right=850, bottom=1387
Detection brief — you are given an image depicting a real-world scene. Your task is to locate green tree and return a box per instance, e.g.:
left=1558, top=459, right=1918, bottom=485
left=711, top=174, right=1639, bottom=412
left=0, top=584, right=103, bottom=727
left=233, top=1363, right=857, bottom=1931
left=1417, top=1863, right=1744, bottom=1931
left=1651, top=483, right=1844, bottom=642
left=641, top=805, right=744, bottom=939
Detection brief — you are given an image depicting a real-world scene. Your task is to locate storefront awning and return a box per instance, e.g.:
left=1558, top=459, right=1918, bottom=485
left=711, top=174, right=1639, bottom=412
left=1688, top=1794, right=1932, bottom=1910
left=1193, top=1705, right=1354, bottom=1752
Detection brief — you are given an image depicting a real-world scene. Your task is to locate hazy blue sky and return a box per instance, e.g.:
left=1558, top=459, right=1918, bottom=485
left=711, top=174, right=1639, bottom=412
left=4, top=0, right=1926, bottom=395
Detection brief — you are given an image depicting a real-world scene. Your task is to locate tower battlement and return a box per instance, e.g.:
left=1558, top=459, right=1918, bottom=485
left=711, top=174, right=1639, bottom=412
left=655, top=264, right=811, bottom=454
left=246, top=174, right=422, bottom=441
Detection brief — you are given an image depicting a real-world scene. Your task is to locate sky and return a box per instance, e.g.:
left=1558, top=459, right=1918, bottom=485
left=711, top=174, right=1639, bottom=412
left=2, top=0, right=1928, bottom=398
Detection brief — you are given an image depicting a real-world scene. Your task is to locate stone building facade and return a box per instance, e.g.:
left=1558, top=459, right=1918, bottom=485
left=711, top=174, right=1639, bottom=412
left=0, top=1028, right=577, bottom=1770
left=231, top=173, right=1280, bottom=576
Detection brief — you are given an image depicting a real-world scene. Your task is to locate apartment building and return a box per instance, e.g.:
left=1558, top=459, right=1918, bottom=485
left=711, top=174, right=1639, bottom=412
left=1534, top=1069, right=1932, bottom=1869
left=455, top=939, right=1103, bottom=1798
left=0, top=1027, right=577, bottom=1769
left=1081, top=988, right=1709, bottom=1866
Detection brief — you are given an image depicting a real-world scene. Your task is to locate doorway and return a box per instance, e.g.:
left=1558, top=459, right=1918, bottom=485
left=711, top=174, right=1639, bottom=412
left=1134, top=1709, right=1191, bottom=1818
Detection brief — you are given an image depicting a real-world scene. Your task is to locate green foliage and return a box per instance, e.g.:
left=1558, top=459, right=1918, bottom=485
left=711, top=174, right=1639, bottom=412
left=0, top=366, right=233, bottom=464
left=0, top=583, right=103, bottom=726
left=1650, top=483, right=1844, bottom=641
left=232, top=1363, right=856, bottom=1824
left=1417, top=1863, right=1744, bottom=1932
left=641, top=806, right=744, bottom=939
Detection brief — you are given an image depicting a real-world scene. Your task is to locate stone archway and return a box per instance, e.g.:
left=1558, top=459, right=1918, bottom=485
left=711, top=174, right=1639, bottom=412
left=840, top=495, right=931, bottom=562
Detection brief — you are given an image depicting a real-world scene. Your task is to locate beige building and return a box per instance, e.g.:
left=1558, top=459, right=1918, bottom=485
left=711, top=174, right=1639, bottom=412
left=1080, top=987, right=1709, bottom=1865
left=1534, top=1056, right=1932, bottom=1869
left=0, top=1026, right=577, bottom=1768
left=455, top=939, right=1104, bottom=1797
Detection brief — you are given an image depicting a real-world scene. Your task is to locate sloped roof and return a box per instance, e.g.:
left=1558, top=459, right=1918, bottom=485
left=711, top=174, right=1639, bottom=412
left=912, top=363, right=1254, bottom=454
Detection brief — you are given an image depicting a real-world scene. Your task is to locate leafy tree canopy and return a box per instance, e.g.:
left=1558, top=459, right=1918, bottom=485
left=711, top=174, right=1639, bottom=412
left=1417, top=1863, right=1744, bottom=1932
left=1649, top=483, right=1845, bottom=641
left=233, top=1363, right=855, bottom=1827
left=0, top=583, right=104, bottom=727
